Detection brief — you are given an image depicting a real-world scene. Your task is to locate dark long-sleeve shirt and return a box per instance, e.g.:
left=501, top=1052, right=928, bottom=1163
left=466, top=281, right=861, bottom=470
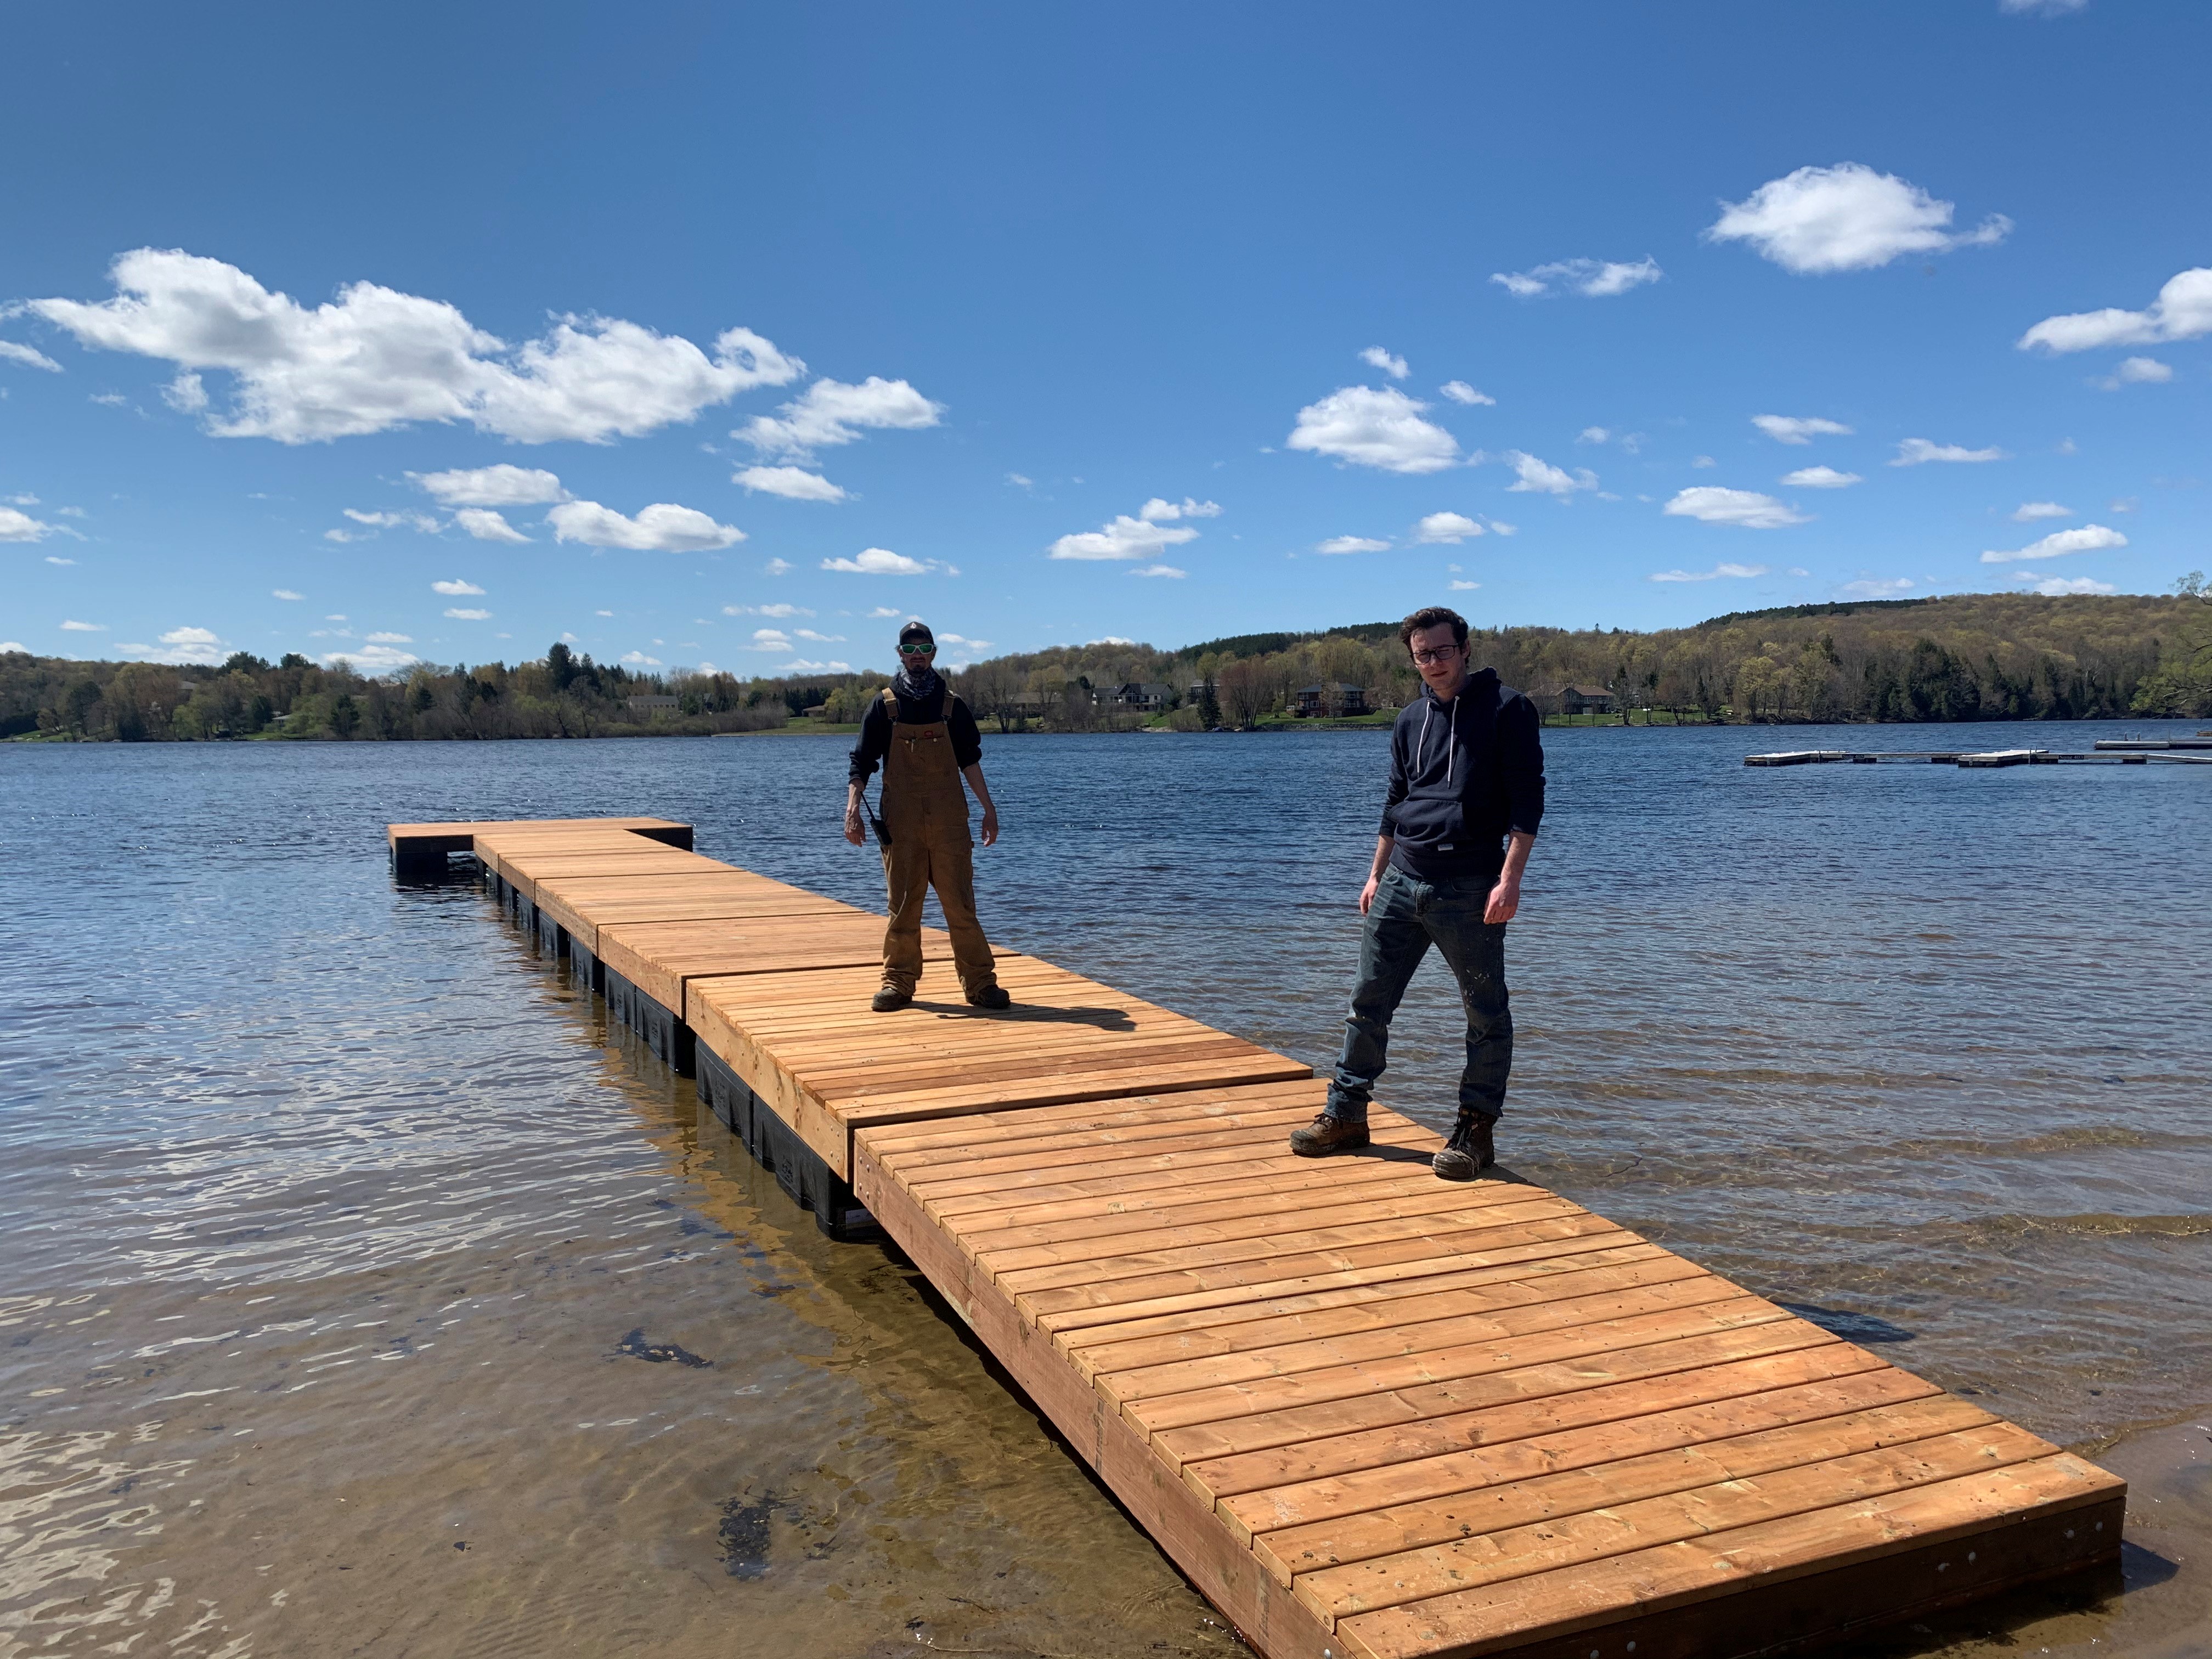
left=847, top=682, right=984, bottom=785
left=1378, top=668, right=1545, bottom=881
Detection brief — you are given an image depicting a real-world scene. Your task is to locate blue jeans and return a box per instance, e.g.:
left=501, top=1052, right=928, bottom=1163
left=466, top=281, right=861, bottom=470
left=1326, top=865, right=1512, bottom=1125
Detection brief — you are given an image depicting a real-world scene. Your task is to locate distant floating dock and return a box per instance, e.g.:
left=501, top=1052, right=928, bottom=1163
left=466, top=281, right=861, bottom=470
left=1747, top=743, right=2212, bottom=768
left=392, top=816, right=2125, bottom=1659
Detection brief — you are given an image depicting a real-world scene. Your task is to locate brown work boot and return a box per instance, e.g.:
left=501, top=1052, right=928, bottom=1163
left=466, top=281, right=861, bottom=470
left=964, top=984, right=1012, bottom=1010
left=1432, top=1113, right=1496, bottom=1181
left=1289, top=1113, right=1370, bottom=1156
left=871, top=984, right=912, bottom=1012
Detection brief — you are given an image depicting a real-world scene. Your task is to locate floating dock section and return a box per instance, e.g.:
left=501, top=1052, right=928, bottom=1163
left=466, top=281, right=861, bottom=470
left=392, top=817, right=2125, bottom=1659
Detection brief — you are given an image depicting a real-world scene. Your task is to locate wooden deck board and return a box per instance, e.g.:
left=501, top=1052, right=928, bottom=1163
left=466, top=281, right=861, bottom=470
left=407, top=815, right=2125, bottom=1659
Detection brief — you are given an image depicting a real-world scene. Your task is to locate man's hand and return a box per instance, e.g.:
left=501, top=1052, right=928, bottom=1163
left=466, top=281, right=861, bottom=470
left=843, top=801, right=866, bottom=847
left=1358, top=875, right=1380, bottom=916
left=1484, top=874, right=1521, bottom=925
left=979, top=804, right=999, bottom=848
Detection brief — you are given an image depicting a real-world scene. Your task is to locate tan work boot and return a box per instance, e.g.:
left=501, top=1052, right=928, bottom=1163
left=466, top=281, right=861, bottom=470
left=1289, top=1113, right=1370, bottom=1156
left=1432, top=1113, right=1496, bottom=1181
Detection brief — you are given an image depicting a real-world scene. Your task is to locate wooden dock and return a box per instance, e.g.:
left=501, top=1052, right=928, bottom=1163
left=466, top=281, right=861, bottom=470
left=392, top=816, right=2126, bottom=1658
left=1747, top=746, right=2212, bottom=768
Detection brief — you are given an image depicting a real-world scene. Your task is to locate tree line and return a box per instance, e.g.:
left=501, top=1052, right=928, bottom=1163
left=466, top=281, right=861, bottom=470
left=7, top=585, right=2208, bottom=742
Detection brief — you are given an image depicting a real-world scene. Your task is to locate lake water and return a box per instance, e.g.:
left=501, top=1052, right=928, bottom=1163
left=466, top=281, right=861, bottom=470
left=5, top=721, right=2210, bottom=1658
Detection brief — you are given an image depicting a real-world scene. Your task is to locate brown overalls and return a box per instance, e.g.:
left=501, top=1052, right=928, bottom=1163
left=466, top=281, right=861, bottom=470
left=877, top=686, right=999, bottom=997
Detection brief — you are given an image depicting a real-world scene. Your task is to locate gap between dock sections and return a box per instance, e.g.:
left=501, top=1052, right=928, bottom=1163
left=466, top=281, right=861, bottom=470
left=390, top=816, right=2127, bottom=1659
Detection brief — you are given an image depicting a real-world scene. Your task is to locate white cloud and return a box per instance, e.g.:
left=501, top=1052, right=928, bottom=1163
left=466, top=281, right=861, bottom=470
left=1412, top=511, right=1483, bottom=544
left=443, top=607, right=493, bottom=620
left=1893, top=438, right=2007, bottom=466
left=1130, top=563, right=1186, bottom=578
left=548, top=500, right=742, bottom=552
left=1286, top=386, right=1460, bottom=474
left=595, top=609, right=613, bottom=616
left=1490, top=258, right=1662, bottom=298
left=735, top=465, right=847, bottom=501
left=326, top=614, right=347, bottom=621
left=2001, top=0, right=2086, bottom=13
left=4, top=493, right=35, bottom=504
left=321, top=644, right=417, bottom=671
left=1448, top=579, right=1481, bottom=591
left=343, top=508, right=441, bottom=532
left=1979, top=523, right=2126, bottom=563
left=1005, top=472, right=1034, bottom=489
left=763, top=557, right=792, bottom=576
left=0, top=340, right=63, bottom=371
left=272, top=588, right=304, bottom=600
left=366, top=630, right=413, bottom=643
left=2017, top=573, right=2115, bottom=594
left=1503, top=450, right=1597, bottom=498
left=60, top=618, right=105, bottom=630
left=725, top=602, right=812, bottom=617
left=454, top=509, right=530, bottom=543
left=866, top=606, right=901, bottom=617
left=1578, top=427, right=1610, bottom=445
left=115, top=624, right=227, bottom=666
left=162, top=372, right=208, bottom=412
left=751, top=629, right=793, bottom=651
left=1359, top=346, right=1409, bottom=380
left=0, top=506, right=53, bottom=541
left=46, top=555, right=76, bottom=565
left=0, top=642, right=26, bottom=653
left=1690, top=455, right=1717, bottom=469
left=1780, top=466, right=1862, bottom=488
left=1649, top=562, right=1771, bottom=582
left=1663, top=487, right=1809, bottom=529
left=2012, top=502, right=2073, bottom=521
left=2100, top=356, right=2173, bottom=389
left=936, top=633, right=990, bottom=650
left=1488, top=521, right=1517, bottom=536
left=738, top=376, right=941, bottom=459
left=410, top=464, right=569, bottom=506
left=1753, top=415, right=1854, bottom=445
left=27, top=250, right=802, bottom=443
left=1438, top=380, right=1494, bottom=406
left=432, top=579, right=486, bottom=595
left=1138, top=496, right=1223, bottom=522
left=1707, top=163, right=2008, bottom=273
left=621, top=651, right=662, bottom=666
left=1048, top=509, right=1201, bottom=561
left=821, top=546, right=933, bottom=575
left=792, top=628, right=846, bottom=642
left=2019, top=268, right=2212, bottom=353
left=1838, top=577, right=1916, bottom=599
left=1316, top=535, right=1392, bottom=555
left=777, top=657, right=853, bottom=673
left=55, top=506, right=86, bottom=517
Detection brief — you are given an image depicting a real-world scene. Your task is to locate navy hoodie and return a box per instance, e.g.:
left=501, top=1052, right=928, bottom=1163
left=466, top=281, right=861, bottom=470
left=1378, top=667, right=1545, bottom=881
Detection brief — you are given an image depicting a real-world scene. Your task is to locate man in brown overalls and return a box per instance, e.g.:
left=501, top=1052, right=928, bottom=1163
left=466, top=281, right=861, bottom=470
left=842, top=620, right=1011, bottom=1012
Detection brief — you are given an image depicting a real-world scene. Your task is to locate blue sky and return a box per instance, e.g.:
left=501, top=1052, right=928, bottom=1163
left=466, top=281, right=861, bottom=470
left=3, top=1, right=2205, bottom=675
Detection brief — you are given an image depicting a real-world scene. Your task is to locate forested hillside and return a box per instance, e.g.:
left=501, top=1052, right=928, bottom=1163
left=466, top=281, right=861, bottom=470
left=8, top=586, right=2208, bottom=741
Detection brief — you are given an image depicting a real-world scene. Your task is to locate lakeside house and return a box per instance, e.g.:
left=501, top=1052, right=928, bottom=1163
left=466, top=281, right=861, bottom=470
left=625, top=695, right=679, bottom=713
left=1530, top=683, right=1615, bottom=715
left=1099, top=682, right=1175, bottom=713
left=1293, top=682, right=1368, bottom=716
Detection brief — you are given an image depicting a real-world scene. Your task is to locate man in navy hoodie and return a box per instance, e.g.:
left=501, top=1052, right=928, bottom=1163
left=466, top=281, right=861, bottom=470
left=1290, top=605, right=1545, bottom=1178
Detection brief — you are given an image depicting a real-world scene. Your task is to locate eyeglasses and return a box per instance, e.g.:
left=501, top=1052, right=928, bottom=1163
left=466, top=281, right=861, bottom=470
left=898, top=643, right=936, bottom=656
left=1410, top=646, right=1463, bottom=666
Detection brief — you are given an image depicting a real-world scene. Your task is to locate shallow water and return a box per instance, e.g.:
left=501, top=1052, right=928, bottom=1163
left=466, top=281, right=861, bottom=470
left=5, top=721, right=2210, bottom=1657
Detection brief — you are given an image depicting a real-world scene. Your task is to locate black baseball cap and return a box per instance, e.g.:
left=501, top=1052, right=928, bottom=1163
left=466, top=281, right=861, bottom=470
left=898, top=620, right=935, bottom=648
